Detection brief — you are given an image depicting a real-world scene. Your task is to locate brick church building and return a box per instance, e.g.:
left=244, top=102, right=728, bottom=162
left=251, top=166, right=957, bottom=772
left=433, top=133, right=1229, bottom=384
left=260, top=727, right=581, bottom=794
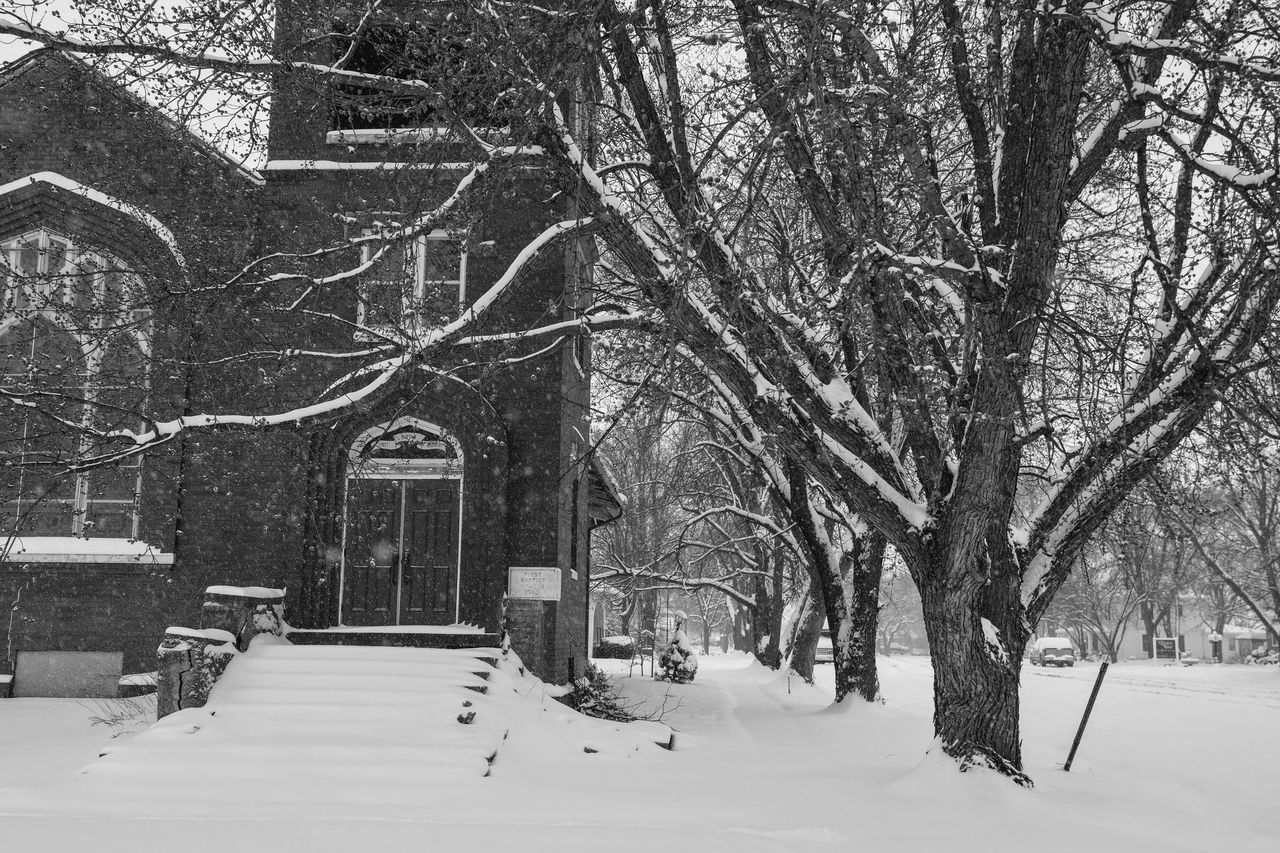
left=0, top=4, right=620, bottom=697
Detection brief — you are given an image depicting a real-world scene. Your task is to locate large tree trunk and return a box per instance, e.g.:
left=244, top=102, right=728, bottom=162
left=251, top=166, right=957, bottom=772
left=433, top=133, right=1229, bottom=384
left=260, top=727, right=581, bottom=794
left=917, top=553, right=1031, bottom=786
left=787, top=586, right=825, bottom=682
left=751, top=548, right=784, bottom=668
left=1138, top=601, right=1160, bottom=657
left=619, top=593, right=635, bottom=636
left=732, top=604, right=752, bottom=652
left=826, top=536, right=884, bottom=702
left=639, top=589, right=657, bottom=642
left=786, top=461, right=884, bottom=701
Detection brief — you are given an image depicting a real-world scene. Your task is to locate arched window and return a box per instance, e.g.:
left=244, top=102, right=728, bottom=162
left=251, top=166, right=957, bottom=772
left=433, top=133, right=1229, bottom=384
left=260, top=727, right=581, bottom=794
left=1, top=228, right=151, bottom=539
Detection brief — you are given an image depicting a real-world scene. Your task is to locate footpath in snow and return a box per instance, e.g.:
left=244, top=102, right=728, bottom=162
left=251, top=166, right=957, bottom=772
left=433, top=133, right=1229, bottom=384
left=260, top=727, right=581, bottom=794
left=1, top=650, right=1277, bottom=852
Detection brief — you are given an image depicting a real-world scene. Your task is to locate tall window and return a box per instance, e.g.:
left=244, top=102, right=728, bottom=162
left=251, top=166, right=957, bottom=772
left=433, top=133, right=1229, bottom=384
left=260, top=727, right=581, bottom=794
left=357, top=228, right=466, bottom=333
left=0, top=229, right=150, bottom=538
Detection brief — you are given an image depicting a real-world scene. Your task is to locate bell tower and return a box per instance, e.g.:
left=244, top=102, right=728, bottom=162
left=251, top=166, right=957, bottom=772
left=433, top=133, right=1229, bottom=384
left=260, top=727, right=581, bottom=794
left=263, top=1, right=604, bottom=681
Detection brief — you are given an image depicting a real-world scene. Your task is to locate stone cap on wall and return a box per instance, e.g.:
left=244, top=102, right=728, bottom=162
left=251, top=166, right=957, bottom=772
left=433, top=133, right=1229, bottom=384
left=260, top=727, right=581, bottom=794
left=164, top=627, right=238, bottom=644
left=0, top=536, right=174, bottom=565
left=205, top=585, right=285, bottom=599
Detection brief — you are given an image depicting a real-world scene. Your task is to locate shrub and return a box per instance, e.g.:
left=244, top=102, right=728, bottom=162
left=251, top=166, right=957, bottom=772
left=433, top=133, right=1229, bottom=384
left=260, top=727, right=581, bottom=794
left=656, top=616, right=698, bottom=684
left=559, top=663, right=639, bottom=721
left=593, top=635, right=636, bottom=660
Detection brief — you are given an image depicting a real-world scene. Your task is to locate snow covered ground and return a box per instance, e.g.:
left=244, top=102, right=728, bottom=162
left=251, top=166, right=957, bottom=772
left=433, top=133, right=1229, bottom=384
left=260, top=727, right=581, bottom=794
left=1, top=650, right=1276, bottom=852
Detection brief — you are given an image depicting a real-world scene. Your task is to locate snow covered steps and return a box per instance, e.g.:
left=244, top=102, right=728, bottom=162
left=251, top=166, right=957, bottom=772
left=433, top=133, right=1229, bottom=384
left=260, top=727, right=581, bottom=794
left=53, top=639, right=674, bottom=818
left=83, top=641, right=514, bottom=805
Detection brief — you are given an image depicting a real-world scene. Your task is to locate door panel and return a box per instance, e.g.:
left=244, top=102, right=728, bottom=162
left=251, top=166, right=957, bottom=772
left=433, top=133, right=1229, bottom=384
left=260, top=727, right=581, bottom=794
left=402, top=481, right=459, bottom=623
left=342, top=477, right=460, bottom=626
left=342, top=479, right=401, bottom=626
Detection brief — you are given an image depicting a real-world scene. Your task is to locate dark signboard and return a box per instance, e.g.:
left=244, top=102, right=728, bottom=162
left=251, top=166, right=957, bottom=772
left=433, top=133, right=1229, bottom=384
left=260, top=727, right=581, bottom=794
left=1154, top=637, right=1178, bottom=660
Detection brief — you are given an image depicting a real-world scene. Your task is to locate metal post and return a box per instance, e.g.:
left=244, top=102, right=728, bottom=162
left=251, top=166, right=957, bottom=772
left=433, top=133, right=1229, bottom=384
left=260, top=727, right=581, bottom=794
left=1175, top=602, right=1182, bottom=662
left=1063, top=660, right=1109, bottom=771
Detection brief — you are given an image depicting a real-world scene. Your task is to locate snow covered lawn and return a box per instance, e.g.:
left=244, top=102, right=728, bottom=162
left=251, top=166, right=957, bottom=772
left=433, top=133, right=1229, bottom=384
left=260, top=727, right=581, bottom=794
left=1, top=651, right=1276, bottom=852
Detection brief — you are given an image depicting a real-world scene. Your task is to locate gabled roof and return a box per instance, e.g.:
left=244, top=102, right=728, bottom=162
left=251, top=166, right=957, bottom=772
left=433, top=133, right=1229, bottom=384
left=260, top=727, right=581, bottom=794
left=0, top=49, right=263, bottom=186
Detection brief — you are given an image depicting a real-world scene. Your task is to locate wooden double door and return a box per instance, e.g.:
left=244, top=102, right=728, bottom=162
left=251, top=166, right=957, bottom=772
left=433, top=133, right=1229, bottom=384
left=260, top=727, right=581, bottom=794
left=342, top=478, right=460, bottom=625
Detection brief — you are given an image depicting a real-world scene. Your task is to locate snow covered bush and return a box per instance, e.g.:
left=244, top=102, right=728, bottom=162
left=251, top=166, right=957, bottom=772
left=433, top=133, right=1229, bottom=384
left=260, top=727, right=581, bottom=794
left=593, top=635, right=635, bottom=660
left=657, top=615, right=698, bottom=684
left=559, top=663, right=639, bottom=722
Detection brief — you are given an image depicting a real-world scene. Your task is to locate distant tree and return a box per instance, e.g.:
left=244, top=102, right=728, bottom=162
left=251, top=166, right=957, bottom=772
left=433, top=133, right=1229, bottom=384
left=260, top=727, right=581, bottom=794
left=1043, top=537, right=1142, bottom=662
left=877, top=567, right=925, bottom=655
left=1157, top=405, right=1280, bottom=642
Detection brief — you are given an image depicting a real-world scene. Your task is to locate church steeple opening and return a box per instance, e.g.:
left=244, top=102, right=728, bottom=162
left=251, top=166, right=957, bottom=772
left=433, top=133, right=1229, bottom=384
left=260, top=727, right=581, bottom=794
left=327, top=6, right=517, bottom=137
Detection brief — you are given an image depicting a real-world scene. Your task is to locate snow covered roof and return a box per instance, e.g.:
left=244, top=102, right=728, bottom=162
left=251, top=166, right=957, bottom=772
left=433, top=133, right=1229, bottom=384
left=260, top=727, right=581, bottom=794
left=1223, top=623, right=1272, bottom=639
left=0, top=49, right=263, bottom=186
left=587, top=454, right=625, bottom=527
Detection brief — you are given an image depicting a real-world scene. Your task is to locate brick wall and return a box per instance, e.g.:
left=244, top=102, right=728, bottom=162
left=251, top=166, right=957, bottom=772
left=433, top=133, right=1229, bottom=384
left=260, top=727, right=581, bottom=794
left=1, top=53, right=257, bottom=678
left=1, top=33, right=601, bottom=688
left=0, top=562, right=204, bottom=678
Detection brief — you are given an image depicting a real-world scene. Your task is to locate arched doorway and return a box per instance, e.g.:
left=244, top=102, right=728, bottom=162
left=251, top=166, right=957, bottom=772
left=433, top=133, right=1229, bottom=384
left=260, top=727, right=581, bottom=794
left=338, top=417, right=464, bottom=626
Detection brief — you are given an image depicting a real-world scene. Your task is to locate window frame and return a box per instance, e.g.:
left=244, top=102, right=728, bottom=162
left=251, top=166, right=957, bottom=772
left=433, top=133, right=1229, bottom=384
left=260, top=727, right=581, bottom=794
left=355, top=227, right=467, bottom=336
left=1, top=227, right=151, bottom=540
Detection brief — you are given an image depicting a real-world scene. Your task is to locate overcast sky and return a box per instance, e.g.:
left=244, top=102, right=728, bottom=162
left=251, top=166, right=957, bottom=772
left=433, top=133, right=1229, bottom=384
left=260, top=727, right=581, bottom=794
left=0, top=34, right=38, bottom=66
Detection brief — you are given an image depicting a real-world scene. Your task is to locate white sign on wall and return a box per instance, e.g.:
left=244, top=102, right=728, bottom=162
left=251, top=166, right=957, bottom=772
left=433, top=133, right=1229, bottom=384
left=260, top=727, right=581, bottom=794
left=1153, top=637, right=1179, bottom=660
left=508, top=567, right=561, bottom=601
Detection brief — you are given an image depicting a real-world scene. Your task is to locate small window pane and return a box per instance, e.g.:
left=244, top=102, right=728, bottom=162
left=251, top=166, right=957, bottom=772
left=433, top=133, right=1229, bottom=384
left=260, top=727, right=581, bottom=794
left=46, top=237, right=70, bottom=275
left=18, top=242, right=39, bottom=275
left=83, top=461, right=140, bottom=538
left=71, top=255, right=105, bottom=311
left=2, top=478, right=79, bottom=536
left=359, top=235, right=412, bottom=327
left=422, top=239, right=461, bottom=283
left=359, top=279, right=411, bottom=327
left=103, top=268, right=130, bottom=316
left=12, top=240, right=40, bottom=310
left=83, top=501, right=135, bottom=537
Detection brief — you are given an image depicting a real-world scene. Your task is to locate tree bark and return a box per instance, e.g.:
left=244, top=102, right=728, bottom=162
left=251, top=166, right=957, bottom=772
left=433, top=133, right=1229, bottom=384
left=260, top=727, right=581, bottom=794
left=751, top=547, right=784, bottom=668
left=787, top=586, right=825, bottom=682
left=732, top=604, right=751, bottom=652
left=1138, top=601, right=1161, bottom=656
left=827, top=536, right=884, bottom=702
left=785, top=460, right=884, bottom=701
left=917, top=554, right=1031, bottom=786
left=639, top=589, right=657, bottom=641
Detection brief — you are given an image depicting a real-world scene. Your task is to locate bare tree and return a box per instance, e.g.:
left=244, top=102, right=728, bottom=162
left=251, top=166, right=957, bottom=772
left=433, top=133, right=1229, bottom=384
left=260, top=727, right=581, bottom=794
left=1042, top=535, right=1142, bottom=662
left=5, top=0, right=1280, bottom=782
left=1157, top=419, right=1280, bottom=641
left=877, top=567, right=925, bottom=655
